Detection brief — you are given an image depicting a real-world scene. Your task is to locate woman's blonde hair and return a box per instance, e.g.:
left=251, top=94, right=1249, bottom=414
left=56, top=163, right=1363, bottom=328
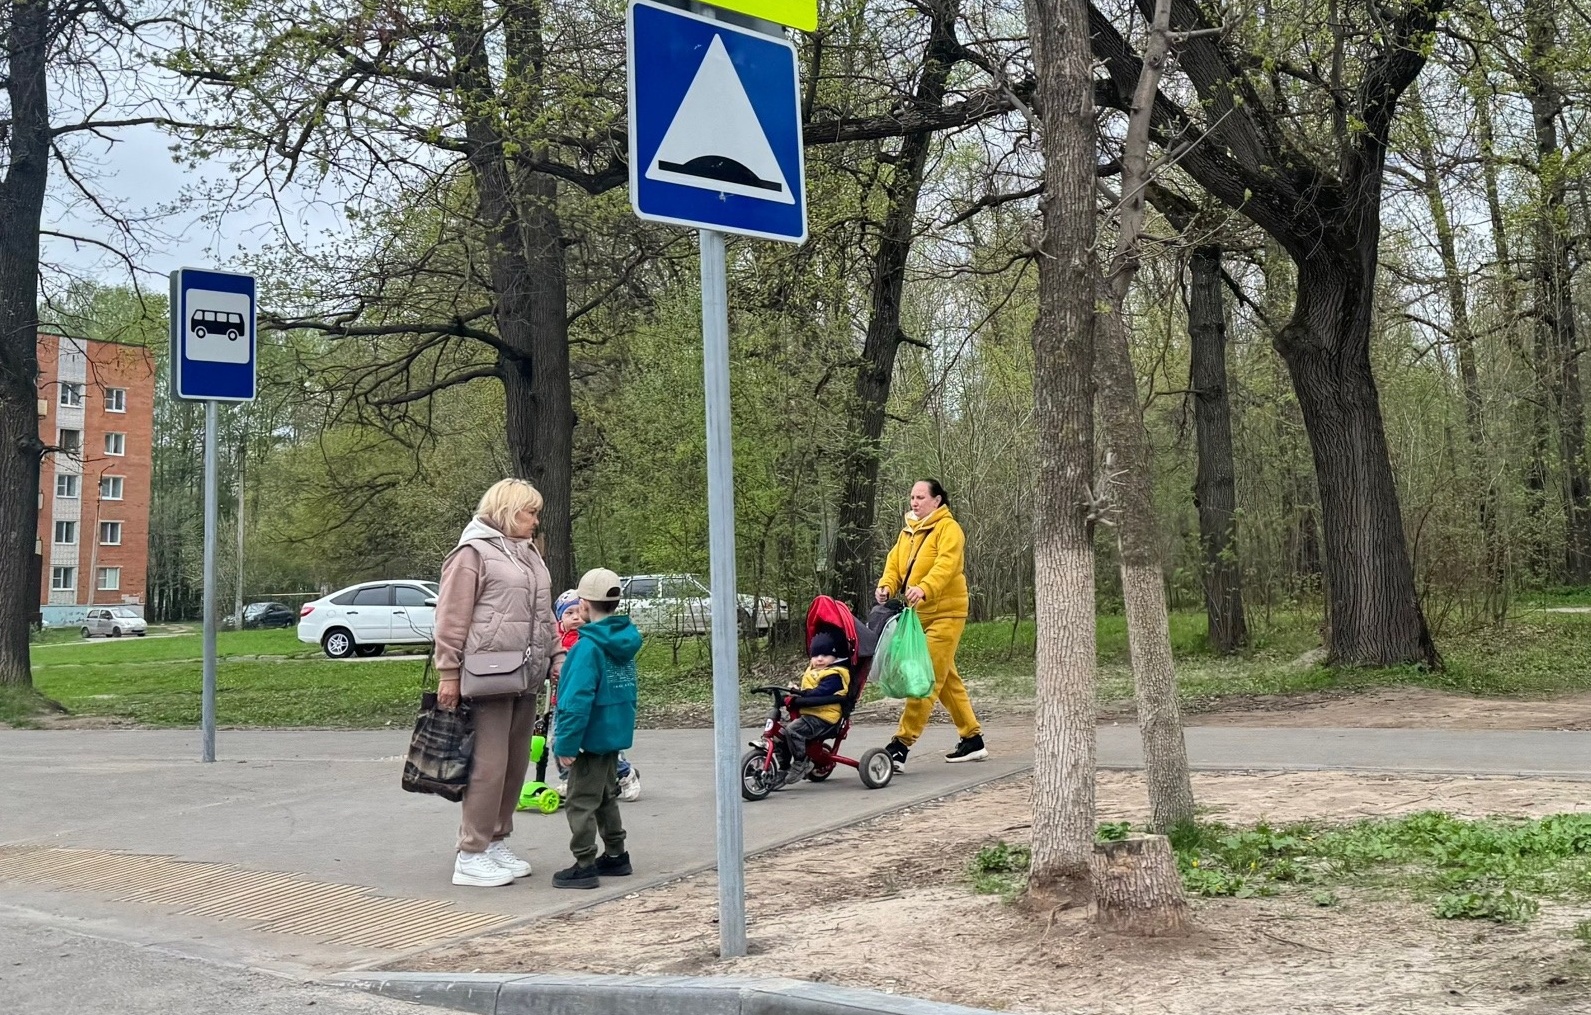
left=477, top=478, right=544, bottom=533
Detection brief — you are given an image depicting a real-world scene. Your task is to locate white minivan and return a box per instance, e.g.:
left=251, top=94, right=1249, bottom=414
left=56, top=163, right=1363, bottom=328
left=297, top=580, right=438, bottom=659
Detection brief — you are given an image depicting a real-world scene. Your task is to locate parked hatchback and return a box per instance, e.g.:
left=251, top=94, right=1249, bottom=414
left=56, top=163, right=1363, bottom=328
left=241, top=601, right=297, bottom=629
left=297, top=580, right=439, bottom=659
left=81, top=607, right=148, bottom=638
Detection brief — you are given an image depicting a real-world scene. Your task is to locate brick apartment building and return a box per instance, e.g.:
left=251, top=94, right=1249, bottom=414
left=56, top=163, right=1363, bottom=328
left=35, top=333, right=156, bottom=626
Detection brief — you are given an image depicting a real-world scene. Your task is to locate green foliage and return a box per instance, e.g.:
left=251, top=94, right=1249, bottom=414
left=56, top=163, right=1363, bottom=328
left=1432, top=889, right=1540, bottom=924
left=1574, top=919, right=1591, bottom=947
left=968, top=812, right=1591, bottom=922
left=968, top=841, right=1034, bottom=898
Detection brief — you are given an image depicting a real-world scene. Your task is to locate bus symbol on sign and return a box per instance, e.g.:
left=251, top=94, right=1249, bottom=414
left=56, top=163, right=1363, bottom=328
left=185, top=289, right=251, bottom=364
left=191, top=309, right=245, bottom=341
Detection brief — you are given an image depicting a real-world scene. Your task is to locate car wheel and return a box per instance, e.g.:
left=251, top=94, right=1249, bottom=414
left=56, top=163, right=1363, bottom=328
left=80, top=627, right=91, bottom=639
left=354, top=644, right=385, bottom=658
left=111, top=627, right=122, bottom=637
left=322, top=628, right=356, bottom=659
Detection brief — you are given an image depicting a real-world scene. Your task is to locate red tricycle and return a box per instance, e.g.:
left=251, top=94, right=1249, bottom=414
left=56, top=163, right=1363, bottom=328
left=740, top=595, right=894, bottom=799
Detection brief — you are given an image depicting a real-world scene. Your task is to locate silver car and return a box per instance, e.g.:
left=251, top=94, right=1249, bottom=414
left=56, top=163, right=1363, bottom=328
left=619, top=574, right=787, bottom=635
left=81, top=607, right=148, bottom=638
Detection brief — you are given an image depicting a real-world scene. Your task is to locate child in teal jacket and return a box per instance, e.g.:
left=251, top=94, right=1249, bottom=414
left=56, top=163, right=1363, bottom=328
left=552, top=569, right=641, bottom=889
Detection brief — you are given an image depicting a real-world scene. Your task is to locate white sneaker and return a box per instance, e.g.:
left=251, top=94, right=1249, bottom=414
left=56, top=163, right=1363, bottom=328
left=486, top=840, right=532, bottom=878
left=619, top=766, right=642, bottom=802
left=453, top=851, right=515, bottom=887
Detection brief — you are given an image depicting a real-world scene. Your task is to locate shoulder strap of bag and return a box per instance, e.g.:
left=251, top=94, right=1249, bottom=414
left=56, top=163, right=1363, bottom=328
left=902, top=528, right=931, bottom=588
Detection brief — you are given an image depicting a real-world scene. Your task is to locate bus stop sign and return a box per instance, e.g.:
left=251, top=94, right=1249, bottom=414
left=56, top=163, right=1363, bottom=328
left=169, top=267, right=257, bottom=402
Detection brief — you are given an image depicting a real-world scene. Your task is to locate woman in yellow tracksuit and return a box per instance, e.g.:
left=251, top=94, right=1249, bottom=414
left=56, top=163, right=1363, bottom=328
left=874, top=479, right=988, bottom=770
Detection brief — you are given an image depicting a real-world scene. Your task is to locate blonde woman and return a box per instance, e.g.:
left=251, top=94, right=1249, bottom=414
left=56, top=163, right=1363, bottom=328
left=433, top=479, right=564, bottom=887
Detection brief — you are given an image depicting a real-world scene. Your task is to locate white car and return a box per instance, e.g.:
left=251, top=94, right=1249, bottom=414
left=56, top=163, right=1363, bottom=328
left=619, top=573, right=787, bottom=635
left=297, top=580, right=439, bottom=659
left=81, top=607, right=147, bottom=638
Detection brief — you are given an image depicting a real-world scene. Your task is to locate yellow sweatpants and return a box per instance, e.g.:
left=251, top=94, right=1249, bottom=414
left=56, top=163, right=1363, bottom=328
left=893, top=615, right=982, bottom=748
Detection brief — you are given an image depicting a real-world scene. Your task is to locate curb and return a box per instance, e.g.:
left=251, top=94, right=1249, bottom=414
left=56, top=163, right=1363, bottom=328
left=329, top=972, right=1016, bottom=1015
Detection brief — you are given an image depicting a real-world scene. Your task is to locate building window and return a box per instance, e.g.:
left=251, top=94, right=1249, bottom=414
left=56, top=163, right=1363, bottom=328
left=105, top=387, right=127, bottom=413
left=97, top=567, right=121, bottom=591
left=100, top=476, right=124, bottom=500
left=104, top=432, right=125, bottom=456
left=55, top=475, right=79, bottom=499
left=53, top=520, right=77, bottom=544
left=59, top=382, right=83, bottom=407
left=57, top=429, right=81, bottom=455
left=99, top=521, right=122, bottom=545
left=50, top=566, right=75, bottom=591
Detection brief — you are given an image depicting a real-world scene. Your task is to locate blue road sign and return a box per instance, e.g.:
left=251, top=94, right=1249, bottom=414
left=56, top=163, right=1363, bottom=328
left=628, top=0, right=807, bottom=243
left=169, top=268, right=257, bottom=402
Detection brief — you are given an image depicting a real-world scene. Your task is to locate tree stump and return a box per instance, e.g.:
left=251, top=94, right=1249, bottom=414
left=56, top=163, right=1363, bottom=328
left=1090, top=834, right=1191, bottom=936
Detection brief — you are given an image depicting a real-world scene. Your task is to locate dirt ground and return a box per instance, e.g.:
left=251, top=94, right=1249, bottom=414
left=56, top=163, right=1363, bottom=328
left=406, top=771, right=1591, bottom=1015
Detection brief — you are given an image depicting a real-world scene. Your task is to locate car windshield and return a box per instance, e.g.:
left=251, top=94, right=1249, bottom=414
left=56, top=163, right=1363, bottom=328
left=110, top=608, right=139, bottom=618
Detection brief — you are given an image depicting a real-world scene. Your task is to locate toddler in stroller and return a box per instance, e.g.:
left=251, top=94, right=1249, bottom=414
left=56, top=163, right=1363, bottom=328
left=740, top=595, right=895, bottom=798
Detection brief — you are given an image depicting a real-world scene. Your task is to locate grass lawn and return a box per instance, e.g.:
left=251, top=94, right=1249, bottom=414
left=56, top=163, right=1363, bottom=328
left=12, top=606, right=1591, bottom=729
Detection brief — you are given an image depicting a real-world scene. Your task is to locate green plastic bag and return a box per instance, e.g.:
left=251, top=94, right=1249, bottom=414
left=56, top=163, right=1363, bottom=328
left=874, top=607, right=935, bottom=699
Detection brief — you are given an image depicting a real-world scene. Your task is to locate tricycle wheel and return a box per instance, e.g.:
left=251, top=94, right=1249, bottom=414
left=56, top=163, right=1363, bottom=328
left=806, top=762, right=834, bottom=783
left=859, top=748, right=894, bottom=790
left=740, top=747, right=775, bottom=801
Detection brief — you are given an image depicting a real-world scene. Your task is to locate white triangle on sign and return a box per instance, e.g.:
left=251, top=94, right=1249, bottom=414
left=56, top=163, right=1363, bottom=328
left=646, top=34, right=795, bottom=205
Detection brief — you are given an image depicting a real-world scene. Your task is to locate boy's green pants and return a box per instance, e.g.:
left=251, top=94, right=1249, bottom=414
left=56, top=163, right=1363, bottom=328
left=565, top=751, right=627, bottom=866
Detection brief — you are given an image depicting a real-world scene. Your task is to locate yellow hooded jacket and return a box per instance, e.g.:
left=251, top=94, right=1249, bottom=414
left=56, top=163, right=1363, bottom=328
left=878, top=505, right=969, bottom=623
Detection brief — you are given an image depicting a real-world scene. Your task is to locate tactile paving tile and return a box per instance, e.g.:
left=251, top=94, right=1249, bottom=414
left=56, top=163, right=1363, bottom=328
left=0, top=846, right=512, bottom=950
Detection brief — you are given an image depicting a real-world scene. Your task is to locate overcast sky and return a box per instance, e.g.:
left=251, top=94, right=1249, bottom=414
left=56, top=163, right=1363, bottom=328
left=42, top=120, right=348, bottom=293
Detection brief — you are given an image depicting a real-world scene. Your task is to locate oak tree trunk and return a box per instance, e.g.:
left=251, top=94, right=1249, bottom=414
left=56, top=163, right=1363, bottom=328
left=830, top=0, right=962, bottom=611
left=1090, top=835, right=1191, bottom=936
left=452, top=0, right=575, bottom=592
left=0, top=0, right=51, bottom=687
left=1188, top=246, right=1248, bottom=653
left=1024, top=0, right=1099, bottom=910
left=501, top=174, right=576, bottom=594
left=1279, top=262, right=1437, bottom=667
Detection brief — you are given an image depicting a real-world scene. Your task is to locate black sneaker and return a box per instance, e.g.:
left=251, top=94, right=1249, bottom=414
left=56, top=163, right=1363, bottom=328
left=596, top=851, right=632, bottom=877
left=552, top=862, right=600, bottom=889
left=945, top=734, right=989, bottom=763
left=885, top=738, right=910, bottom=772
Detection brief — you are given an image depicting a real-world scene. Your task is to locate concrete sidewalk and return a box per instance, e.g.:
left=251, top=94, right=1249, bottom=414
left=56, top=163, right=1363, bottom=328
left=6, top=722, right=1591, bottom=978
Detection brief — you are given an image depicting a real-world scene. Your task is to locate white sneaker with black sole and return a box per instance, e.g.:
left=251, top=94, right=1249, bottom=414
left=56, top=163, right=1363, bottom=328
left=453, top=850, right=515, bottom=887
left=486, top=840, right=532, bottom=878
left=945, top=735, right=989, bottom=763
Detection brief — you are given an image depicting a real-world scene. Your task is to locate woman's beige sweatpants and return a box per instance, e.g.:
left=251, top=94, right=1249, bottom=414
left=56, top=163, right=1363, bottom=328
left=457, top=692, right=538, bottom=853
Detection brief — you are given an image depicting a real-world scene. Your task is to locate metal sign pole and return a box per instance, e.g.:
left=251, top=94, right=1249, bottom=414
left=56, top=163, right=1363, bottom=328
left=201, top=399, right=219, bottom=762
left=700, top=227, right=747, bottom=958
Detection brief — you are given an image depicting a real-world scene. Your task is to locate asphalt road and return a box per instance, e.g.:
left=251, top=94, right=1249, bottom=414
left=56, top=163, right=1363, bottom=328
left=0, top=908, right=429, bottom=1015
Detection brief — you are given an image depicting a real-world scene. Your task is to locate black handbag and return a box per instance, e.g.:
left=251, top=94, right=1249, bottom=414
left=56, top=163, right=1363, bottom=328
left=401, top=658, right=475, bottom=802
